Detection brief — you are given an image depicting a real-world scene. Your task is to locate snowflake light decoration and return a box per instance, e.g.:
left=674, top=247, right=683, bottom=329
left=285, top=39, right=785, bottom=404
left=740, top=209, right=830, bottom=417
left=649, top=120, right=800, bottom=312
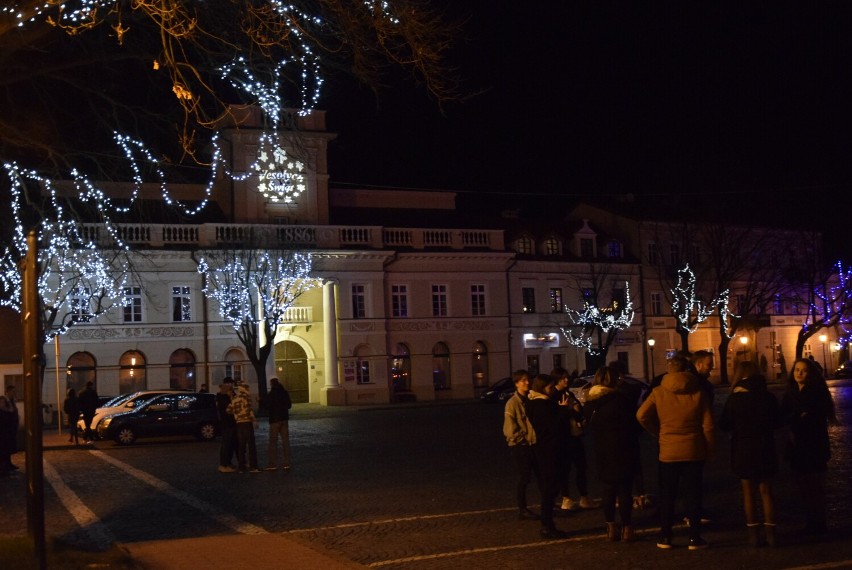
left=252, top=138, right=306, bottom=204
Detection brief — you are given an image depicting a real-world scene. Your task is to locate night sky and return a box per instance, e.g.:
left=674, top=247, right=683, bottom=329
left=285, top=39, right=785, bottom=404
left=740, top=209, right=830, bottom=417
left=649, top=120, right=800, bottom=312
left=324, top=2, right=852, bottom=219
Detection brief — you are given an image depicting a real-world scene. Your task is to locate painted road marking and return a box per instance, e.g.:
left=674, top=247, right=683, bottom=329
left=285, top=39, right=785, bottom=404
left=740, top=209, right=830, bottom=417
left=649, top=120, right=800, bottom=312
left=90, top=450, right=268, bottom=535
left=783, top=563, right=852, bottom=570
left=43, top=459, right=115, bottom=550
left=282, top=507, right=520, bottom=533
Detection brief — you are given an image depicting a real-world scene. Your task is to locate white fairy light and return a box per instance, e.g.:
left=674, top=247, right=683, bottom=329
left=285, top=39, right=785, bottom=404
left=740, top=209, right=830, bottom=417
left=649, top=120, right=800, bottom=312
left=670, top=264, right=730, bottom=335
left=559, top=282, right=635, bottom=356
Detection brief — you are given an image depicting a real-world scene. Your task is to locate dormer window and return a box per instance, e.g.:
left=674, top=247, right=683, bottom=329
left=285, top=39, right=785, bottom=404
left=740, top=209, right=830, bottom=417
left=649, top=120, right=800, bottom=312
left=543, top=237, right=561, bottom=256
left=514, top=236, right=534, bottom=255
left=607, top=240, right=622, bottom=258
left=580, top=238, right=594, bottom=258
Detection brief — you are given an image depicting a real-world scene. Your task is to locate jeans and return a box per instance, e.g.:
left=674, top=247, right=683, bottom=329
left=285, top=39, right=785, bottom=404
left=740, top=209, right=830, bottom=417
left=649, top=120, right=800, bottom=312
left=235, top=422, right=258, bottom=471
left=267, top=420, right=291, bottom=468
left=219, top=423, right=236, bottom=467
left=659, top=460, right=704, bottom=539
left=511, top=444, right=537, bottom=510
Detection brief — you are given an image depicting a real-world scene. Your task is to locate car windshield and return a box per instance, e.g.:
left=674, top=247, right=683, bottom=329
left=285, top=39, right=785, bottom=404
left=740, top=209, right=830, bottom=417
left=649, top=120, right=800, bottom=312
left=101, top=393, right=138, bottom=408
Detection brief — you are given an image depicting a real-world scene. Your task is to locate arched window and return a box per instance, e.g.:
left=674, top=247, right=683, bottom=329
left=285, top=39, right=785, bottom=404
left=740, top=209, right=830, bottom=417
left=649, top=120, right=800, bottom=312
left=66, top=352, right=96, bottom=393
left=354, top=345, right=372, bottom=384
left=225, top=348, right=245, bottom=383
left=391, top=343, right=411, bottom=393
left=542, top=237, right=561, bottom=256
left=119, top=350, right=147, bottom=394
left=432, top=342, right=451, bottom=390
left=514, top=236, right=534, bottom=255
left=169, top=349, right=196, bottom=390
left=472, top=341, right=489, bottom=395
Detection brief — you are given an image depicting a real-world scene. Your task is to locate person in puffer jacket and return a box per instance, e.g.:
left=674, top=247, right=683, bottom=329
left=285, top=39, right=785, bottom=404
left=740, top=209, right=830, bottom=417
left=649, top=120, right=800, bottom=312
left=227, top=383, right=259, bottom=473
left=637, top=354, right=715, bottom=550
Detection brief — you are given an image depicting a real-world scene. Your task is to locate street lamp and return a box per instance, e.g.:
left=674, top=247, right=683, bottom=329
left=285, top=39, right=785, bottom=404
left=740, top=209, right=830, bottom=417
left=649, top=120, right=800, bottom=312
left=647, top=338, right=656, bottom=379
left=739, top=335, right=748, bottom=360
left=819, top=333, right=828, bottom=375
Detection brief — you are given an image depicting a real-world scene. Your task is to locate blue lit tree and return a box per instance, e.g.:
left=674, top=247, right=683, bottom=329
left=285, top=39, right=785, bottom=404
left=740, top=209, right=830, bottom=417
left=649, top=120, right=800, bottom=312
left=795, top=260, right=852, bottom=362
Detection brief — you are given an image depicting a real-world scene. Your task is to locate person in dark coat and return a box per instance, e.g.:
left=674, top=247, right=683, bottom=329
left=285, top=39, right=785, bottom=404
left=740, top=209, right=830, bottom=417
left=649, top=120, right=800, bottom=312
left=781, top=358, right=838, bottom=536
left=77, top=381, right=100, bottom=443
left=526, top=374, right=567, bottom=539
left=63, top=388, right=82, bottom=445
left=551, top=367, right=597, bottom=512
left=584, top=365, right=641, bottom=541
left=216, top=378, right=237, bottom=473
left=719, top=361, right=781, bottom=547
left=264, top=377, right=293, bottom=471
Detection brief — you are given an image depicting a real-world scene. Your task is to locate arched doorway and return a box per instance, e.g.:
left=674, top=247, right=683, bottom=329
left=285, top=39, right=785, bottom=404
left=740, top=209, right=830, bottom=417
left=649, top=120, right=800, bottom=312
left=391, top=343, right=412, bottom=400
left=432, top=342, right=451, bottom=391
left=119, top=350, right=147, bottom=394
left=472, top=341, right=489, bottom=397
left=276, top=341, right=309, bottom=403
left=169, top=349, right=196, bottom=390
left=66, top=352, right=96, bottom=394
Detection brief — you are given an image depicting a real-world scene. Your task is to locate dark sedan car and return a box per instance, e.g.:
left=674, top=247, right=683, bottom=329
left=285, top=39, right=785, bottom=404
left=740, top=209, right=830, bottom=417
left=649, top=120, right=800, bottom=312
left=833, top=360, right=852, bottom=379
left=479, top=377, right=516, bottom=402
left=97, top=392, right=219, bottom=445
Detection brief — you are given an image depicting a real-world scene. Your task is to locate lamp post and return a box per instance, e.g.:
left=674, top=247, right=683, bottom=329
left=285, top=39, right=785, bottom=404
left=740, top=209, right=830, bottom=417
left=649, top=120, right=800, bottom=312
left=647, top=338, right=656, bottom=379
left=819, top=333, right=828, bottom=376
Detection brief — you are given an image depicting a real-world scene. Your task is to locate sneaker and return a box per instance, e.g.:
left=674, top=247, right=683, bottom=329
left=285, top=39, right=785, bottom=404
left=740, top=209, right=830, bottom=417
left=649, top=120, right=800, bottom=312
left=688, top=537, right=709, bottom=550
left=561, top=497, right=579, bottom=511
left=218, top=465, right=236, bottom=473
left=264, top=466, right=277, bottom=471
left=656, top=535, right=673, bottom=549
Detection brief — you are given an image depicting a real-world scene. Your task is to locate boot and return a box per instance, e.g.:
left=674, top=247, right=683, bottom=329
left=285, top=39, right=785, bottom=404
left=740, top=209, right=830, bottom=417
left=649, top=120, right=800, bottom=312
left=606, top=522, right=621, bottom=541
left=747, top=523, right=764, bottom=547
left=621, top=524, right=636, bottom=543
left=764, top=523, right=777, bottom=548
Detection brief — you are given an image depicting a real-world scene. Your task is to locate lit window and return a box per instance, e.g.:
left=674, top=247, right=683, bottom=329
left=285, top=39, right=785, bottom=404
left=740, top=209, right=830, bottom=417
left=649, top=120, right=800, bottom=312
left=432, top=284, right=448, bottom=317
left=543, top=237, right=561, bottom=256
left=549, top=288, right=563, bottom=313
left=471, top=284, right=486, bottom=316
left=515, top=236, right=533, bottom=255
left=123, top=286, right=142, bottom=323
left=391, top=284, right=408, bottom=318
left=171, top=286, right=192, bottom=322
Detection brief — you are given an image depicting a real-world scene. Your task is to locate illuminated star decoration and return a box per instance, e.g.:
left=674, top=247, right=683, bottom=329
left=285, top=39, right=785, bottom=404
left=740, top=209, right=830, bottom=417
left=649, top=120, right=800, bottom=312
left=670, top=264, right=730, bottom=334
left=559, top=282, right=635, bottom=355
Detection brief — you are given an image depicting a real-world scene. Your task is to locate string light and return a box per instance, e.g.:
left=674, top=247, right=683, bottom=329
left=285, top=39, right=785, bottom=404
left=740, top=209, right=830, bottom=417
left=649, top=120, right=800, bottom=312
left=670, top=264, right=730, bottom=335
left=197, top=250, right=318, bottom=331
left=806, top=260, right=852, bottom=347
left=559, top=282, right=635, bottom=356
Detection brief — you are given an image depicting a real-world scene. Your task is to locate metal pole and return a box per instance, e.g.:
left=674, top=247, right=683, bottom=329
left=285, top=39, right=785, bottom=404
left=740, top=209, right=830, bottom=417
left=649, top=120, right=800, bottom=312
left=55, top=336, right=61, bottom=430
left=22, top=230, right=46, bottom=570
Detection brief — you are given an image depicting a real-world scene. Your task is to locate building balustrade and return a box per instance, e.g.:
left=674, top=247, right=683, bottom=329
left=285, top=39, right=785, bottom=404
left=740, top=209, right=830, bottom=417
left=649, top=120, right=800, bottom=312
left=79, top=223, right=504, bottom=251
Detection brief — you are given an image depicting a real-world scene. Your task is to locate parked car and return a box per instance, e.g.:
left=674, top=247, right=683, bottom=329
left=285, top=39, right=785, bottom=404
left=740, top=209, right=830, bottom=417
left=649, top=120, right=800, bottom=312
left=833, top=360, right=852, bottom=379
left=479, top=377, right=516, bottom=402
left=568, top=374, right=650, bottom=406
left=78, top=390, right=186, bottom=436
left=97, top=392, right=219, bottom=445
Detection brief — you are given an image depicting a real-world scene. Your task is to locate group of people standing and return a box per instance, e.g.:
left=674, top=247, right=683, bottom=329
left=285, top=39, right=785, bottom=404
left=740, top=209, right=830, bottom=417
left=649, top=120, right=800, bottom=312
left=503, top=351, right=838, bottom=550
left=215, top=377, right=292, bottom=474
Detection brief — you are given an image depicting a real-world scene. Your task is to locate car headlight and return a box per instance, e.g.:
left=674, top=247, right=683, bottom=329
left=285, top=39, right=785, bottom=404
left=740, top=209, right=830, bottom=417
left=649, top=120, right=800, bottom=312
left=101, top=418, right=113, bottom=428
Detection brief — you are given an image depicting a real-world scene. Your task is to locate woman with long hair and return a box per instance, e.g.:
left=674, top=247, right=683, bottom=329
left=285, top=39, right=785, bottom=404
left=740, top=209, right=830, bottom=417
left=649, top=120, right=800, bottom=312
left=781, top=357, right=838, bottom=536
left=719, top=360, right=780, bottom=546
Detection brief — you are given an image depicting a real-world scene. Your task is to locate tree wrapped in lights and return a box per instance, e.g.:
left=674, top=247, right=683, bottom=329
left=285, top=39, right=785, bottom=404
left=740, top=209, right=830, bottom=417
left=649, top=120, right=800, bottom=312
left=670, top=264, right=730, bottom=352
left=0, top=169, right=128, bottom=349
left=197, top=247, right=318, bottom=396
left=558, top=280, right=635, bottom=371
left=0, top=0, right=459, bottom=176
left=795, top=260, right=852, bottom=360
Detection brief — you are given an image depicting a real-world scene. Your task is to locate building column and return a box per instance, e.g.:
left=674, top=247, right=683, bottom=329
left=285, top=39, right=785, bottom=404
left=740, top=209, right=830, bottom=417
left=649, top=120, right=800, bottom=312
left=321, top=280, right=345, bottom=405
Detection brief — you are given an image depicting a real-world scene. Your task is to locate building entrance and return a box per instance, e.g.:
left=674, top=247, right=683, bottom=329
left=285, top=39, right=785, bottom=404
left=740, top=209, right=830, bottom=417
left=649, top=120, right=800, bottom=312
left=275, top=341, right=309, bottom=403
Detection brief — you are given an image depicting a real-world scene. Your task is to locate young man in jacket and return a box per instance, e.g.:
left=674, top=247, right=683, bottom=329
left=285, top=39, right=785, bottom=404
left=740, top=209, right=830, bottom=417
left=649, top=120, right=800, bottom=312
left=637, top=354, right=715, bottom=550
left=264, top=377, right=293, bottom=471
left=503, top=370, right=539, bottom=521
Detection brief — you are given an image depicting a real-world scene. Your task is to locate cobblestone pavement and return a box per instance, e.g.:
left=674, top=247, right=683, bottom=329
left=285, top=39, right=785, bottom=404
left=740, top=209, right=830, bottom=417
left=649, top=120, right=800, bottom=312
left=1, top=382, right=851, bottom=569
